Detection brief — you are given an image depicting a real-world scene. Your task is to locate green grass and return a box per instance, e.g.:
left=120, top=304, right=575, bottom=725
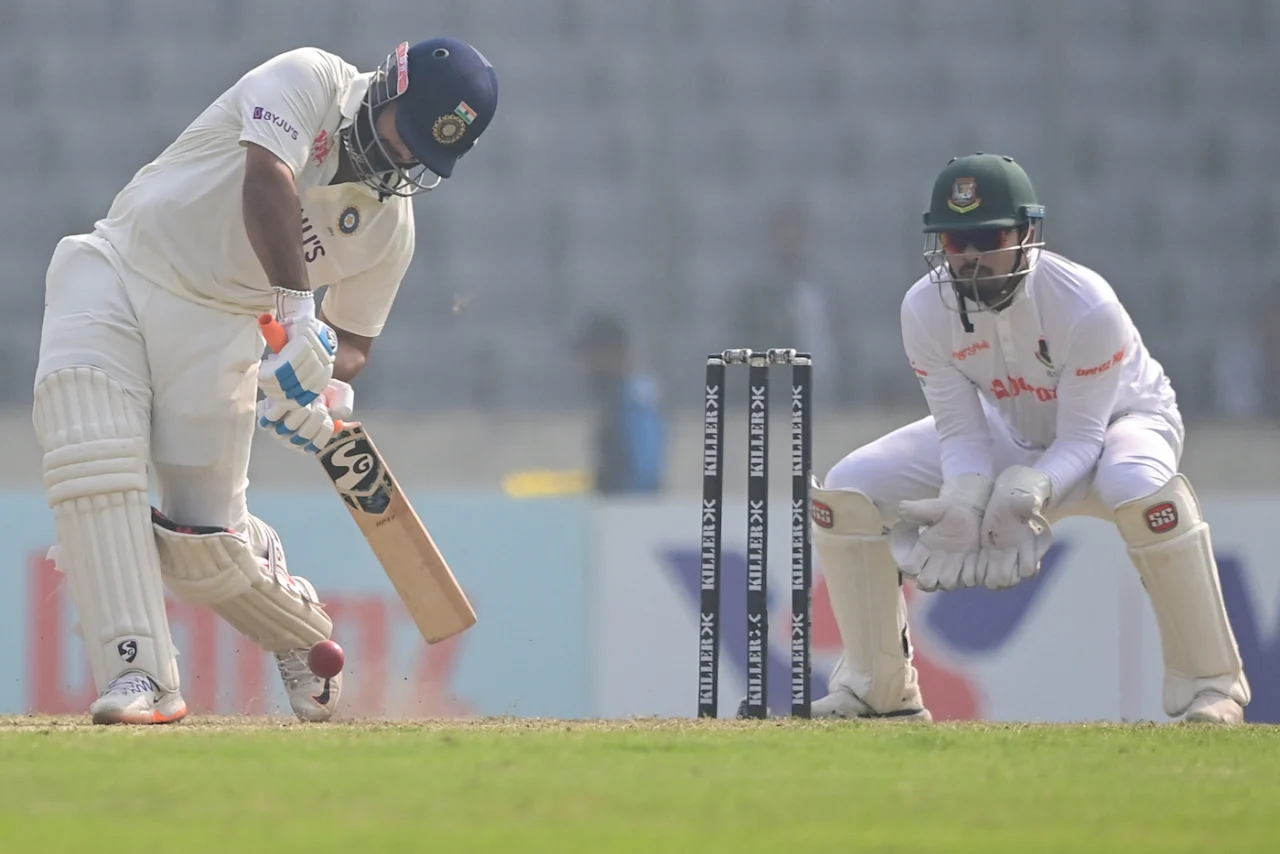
left=0, top=717, right=1276, bottom=853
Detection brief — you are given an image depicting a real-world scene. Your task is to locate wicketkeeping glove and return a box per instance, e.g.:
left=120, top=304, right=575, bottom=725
left=889, top=473, right=993, bottom=592
left=976, top=465, right=1054, bottom=590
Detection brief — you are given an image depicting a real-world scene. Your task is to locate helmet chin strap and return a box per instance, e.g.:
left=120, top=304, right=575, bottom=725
left=956, top=291, right=975, bottom=333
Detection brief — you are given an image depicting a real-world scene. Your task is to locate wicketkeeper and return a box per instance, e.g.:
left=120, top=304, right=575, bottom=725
left=810, top=153, right=1249, bottom=724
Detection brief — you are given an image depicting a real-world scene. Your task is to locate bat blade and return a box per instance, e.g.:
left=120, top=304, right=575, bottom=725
left=318, top=423, right=477, bottom=643
left=258, top=314, right=473, bottom=642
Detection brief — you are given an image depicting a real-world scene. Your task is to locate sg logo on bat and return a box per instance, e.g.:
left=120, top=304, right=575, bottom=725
left=320, top=427, right=393, bottom=514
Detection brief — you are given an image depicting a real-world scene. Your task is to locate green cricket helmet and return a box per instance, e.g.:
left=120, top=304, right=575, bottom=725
left=922, top=153, right=1046, bottom=321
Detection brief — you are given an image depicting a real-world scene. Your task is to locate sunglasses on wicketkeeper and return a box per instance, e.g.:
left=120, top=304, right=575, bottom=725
left=939, top=229, right=1007, bottom=253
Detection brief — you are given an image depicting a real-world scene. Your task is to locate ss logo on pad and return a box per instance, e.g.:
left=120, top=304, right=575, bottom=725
left=1145, top=502, right=1178, bottom=534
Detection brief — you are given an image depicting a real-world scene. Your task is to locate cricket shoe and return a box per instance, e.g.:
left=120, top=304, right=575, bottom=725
left=275, top=647, right=342, bottom=723
left=90, top=671, right=188, bottom=725
left=1184, top=691, right=1244, bottom=724
left=810, top=685, right=933, bottom=722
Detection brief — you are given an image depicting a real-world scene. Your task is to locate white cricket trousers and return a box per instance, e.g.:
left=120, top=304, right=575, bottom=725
left=824, top=407, right=1185, bottom=520
left=35, top=233, right=262, bottom=529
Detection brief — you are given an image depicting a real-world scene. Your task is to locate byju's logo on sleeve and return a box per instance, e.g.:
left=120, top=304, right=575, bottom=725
left=250, top=106, right=299, bottom=140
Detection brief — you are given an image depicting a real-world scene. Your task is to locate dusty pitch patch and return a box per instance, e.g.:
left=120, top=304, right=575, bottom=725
left=0, top=715, right=820, bottom=734
left=0, top=715, right=1219, bottom=735
left=0, top=715, right=939, bottom=734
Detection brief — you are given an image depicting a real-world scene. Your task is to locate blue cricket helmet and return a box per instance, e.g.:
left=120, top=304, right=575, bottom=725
left=345, top=38, right=498, bottom=196
left=395, top=38, right=498, bottom=178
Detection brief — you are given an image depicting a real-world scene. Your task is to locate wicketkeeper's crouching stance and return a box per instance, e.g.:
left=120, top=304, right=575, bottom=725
left=811, top=154, right=1249, bottom=724
left=33, top=38, right=497, bottom=724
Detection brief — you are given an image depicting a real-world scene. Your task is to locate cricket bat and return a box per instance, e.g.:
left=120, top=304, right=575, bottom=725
left=259, top=314, right=477, bottom=643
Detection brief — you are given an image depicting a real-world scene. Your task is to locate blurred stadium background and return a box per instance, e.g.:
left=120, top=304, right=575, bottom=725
left=1, top=0, right=1277, bottom=491
left=1, top=1, right=1278, bottom=722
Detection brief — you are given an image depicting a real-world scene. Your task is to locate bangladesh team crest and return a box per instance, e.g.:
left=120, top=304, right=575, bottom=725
left=948, top=177, right=981, bottom=213
left=1035, top=337, right=1054, bottom=370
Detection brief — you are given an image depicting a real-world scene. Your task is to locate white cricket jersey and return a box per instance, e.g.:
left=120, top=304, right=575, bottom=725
left=900, top=250, right=1179, bottom=502
left=92, top=47, right=414, bottom=337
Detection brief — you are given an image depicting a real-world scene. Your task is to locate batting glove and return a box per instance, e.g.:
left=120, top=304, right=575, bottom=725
left=256, top=380, right=353, bottom=455
left=258, top=293, right=338, bottom=407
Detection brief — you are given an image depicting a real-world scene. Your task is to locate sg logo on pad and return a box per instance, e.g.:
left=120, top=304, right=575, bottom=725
left=117, top=639, right=138, bottom=663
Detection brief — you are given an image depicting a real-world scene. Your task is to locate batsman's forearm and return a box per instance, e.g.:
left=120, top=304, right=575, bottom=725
left=321, top=312, right=374, bottom=383
left=243, top=148, right=310, bottom=293
left=332, top=344, right=367, bottom=383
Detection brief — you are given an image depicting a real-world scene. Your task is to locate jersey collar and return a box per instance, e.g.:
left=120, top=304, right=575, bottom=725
left=338, top=72, right=376, bottom=129
left=335, top=72, right=397, bottom=200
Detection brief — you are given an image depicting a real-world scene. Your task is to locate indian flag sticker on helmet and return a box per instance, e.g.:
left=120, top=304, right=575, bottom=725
left=433, top=114, right=466, bottom=144
left=454, top=101, right=477, bottom=124
left=948, top=177, right=981, bottom=213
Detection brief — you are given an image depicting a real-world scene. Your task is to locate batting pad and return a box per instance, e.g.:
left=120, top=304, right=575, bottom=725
left=810, top=477, right=919, bottom=714
left=153, top=512, right=331, bottom=652
left=1115, top=474, right=1250, bottom=716
left=34, top=367, right=181, bottom=693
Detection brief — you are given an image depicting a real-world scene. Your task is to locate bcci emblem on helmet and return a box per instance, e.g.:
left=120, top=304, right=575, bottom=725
left=948, top=177, right=981, bottom=213
left=432, top=114, right=466, bottom=145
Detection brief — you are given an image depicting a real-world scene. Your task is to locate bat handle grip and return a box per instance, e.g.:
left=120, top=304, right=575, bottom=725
left=258, top=313, right=344, bottom=433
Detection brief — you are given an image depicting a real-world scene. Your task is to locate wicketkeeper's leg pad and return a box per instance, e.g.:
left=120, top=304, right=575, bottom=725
left=153, top=511, right=331, bottom=652
left=810, top=476, right=921, bottom=714
left=1115, top=474, right=1250, bottom=717
left=35, top=366, right=181, bottom=694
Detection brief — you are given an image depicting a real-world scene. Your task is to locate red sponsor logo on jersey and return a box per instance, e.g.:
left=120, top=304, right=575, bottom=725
left=1075, top=348, right=1127, bottom=378
left=1145, top=501, right=1178, bottom=533
left=810, top=500, right=834, bottom=529
left=952, top=340, right=991, bottom=361
left=991, top=376, right=1057, bottom=402
left=311, top=130, right=333, bottom=166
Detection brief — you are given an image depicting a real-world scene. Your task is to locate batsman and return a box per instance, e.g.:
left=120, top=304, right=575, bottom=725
left=811, top=153, right=1249, bottom=724
left=33, top=38, right=498, bottom=724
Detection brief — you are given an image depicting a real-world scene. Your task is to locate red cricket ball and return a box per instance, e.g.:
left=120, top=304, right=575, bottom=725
left=307, top=640, right=345, bottom=679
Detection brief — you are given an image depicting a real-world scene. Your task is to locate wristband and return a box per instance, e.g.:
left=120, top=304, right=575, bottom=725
left=273, top=287, right=316, bottom=321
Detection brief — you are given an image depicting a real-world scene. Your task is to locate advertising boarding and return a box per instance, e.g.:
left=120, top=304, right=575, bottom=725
left=0, top=493, right=590, bottom=719
left=589, top=495, right=1280, bottom=723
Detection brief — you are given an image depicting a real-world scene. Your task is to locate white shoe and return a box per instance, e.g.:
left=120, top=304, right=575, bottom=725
left=90, top=671, right=188, bottom=725
left=275, top=648, right=342, bottom=722
left=811, top=685, right=933, bottom=722
left=1184, top=691, right=1244, bottom=724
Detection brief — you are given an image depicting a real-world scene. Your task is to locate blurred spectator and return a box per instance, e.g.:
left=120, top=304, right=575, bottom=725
left=573, top=312, right=667, bottom=495
left=1213, top=287, right=1280, bottom=421
left=730, top=201, right=848, bottom=404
